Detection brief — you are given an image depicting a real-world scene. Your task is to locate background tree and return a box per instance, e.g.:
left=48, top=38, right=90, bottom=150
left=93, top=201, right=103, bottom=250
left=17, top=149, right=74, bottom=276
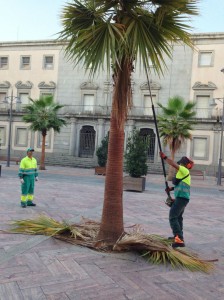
left=125, top=128, right=149, bottom=178
left=96, top=133, right=109, bottom=167
left=23, top=95, right=66, bottom=170
left=60, top=0, right=199, bottom=245
left=157, top=95, right=196, bottom=179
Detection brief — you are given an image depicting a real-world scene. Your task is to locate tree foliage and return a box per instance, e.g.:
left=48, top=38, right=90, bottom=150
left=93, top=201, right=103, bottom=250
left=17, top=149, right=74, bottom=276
left=96, top=133, right=109, bottom=167
left=125, top=128, right=149, bottom=177
left=157, top=96, right=196, bottom=153
left=22, top=95, right=66, bottom=169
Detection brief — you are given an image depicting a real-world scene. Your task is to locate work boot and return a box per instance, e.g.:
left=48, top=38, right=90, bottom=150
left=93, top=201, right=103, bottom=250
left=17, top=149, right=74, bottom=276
left=27, top=201, right=36, bottom=206
left=21, top=202, right=27, bottom=208
left=172, top=235, right=185, bottom=248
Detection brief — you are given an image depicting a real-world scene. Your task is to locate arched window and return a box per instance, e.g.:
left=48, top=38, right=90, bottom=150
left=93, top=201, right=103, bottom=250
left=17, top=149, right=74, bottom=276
left=139, top=128, right=155, bottom=162
left=79, top=126, right=96, bottom=157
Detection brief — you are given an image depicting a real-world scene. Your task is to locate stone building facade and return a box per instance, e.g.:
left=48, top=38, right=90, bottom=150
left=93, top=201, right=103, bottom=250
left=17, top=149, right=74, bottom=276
left=0, top=33, right=223, bottom=175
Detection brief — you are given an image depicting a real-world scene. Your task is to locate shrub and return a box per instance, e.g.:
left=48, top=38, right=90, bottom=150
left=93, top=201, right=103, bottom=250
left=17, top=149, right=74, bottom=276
left=125, top=128, right=149, bottom=177
left=96, top=133, right=109, bottom=167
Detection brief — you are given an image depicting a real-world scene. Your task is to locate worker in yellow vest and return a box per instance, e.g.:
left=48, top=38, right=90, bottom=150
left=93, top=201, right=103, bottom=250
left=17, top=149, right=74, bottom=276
left=18, top=148, right=38, bottom=208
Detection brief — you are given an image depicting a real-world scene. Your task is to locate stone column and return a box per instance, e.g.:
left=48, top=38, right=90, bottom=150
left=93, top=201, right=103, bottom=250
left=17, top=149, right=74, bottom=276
left=97, top=119, right=105, bottom=147
left=69, top=117, right=77, bottom=156
left=125, top=120, right=135, bottom=151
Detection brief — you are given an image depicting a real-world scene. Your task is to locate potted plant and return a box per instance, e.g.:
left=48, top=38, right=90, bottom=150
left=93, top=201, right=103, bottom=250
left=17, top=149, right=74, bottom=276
left=123, top=128, right=149, bottom=192
left=95, top=133, right=109, bottom=175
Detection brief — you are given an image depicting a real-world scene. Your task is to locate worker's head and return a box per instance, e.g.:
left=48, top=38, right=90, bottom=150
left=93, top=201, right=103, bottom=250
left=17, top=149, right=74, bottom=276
left=177, top=156, right=194, bottom=169
left=27, top=148, right=34, bottom=158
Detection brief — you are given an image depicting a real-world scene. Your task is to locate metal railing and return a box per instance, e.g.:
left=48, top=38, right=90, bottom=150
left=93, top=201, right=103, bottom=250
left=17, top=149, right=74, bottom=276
left=0, top=103, right=218, bottom=119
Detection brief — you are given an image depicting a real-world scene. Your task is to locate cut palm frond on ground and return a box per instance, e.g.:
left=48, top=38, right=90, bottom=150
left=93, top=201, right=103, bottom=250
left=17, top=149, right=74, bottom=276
left=10, top=215, right=216, bottom=273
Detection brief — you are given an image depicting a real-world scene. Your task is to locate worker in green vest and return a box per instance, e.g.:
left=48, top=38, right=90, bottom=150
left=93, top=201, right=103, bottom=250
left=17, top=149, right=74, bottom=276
left=18, top=148, right=38, bottom=208
left=160, top=151, right=194, bottom=248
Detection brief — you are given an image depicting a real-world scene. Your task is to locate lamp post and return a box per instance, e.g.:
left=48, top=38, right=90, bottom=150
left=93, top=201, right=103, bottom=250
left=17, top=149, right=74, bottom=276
left=4, top=90, right=21, bottom=167
left=217, top=67, right=224, bottom=185
left=216, top=97, right=224, bottom=185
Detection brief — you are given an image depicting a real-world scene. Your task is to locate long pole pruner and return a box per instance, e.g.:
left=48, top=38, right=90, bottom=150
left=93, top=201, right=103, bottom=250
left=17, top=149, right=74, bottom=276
left=145, top=70, right=171, bottom=200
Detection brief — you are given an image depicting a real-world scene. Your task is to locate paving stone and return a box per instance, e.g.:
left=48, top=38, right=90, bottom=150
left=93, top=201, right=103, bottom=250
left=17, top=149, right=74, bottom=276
left=0, top=165, right=224, bottom=299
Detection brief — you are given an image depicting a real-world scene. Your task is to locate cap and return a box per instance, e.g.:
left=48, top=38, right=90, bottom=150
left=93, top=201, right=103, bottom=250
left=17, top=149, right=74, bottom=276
left=177, top=156, right=190, bottom=165
left=27, top=148, right=34, bottom=152
left=177, top=156, right=194, bottom=169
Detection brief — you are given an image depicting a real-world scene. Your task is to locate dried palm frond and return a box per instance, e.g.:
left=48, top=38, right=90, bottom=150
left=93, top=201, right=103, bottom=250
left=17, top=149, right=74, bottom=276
left=114, top=232, right=215, bottom=273
left=9, top=215, right=216, bottom=273
left=10, top=214, right=70, bottom=236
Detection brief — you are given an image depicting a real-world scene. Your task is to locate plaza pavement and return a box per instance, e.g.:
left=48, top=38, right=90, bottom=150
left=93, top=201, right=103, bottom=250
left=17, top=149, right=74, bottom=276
left=0, top=163, right=224, bottom=300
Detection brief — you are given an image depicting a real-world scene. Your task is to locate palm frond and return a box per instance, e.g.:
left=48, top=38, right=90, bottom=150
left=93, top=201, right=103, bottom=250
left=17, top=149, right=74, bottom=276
left=10, top=214, right=70, bottom=236
left=9, top=215, right=216, bottom=273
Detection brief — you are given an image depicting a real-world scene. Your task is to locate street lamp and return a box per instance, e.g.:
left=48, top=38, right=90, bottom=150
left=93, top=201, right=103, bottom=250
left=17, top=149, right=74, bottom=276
left=4, top=90, right=21, bottom=167
left=216, top=68, right=224, bottom=185
left=215, top=97, right=224, bottom=185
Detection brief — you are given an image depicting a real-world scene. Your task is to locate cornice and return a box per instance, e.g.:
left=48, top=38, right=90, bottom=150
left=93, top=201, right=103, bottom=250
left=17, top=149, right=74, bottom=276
left=0, top=81, right=11, bottom=89
left=38, top=81, right=56, bottom=89
left=192, top=81, right=217, bottom=90
left=80, top=82, right=98, bottom=90
left=140, top=81, right=161, bottom=90
left=15, top=81, right=33, bottom=89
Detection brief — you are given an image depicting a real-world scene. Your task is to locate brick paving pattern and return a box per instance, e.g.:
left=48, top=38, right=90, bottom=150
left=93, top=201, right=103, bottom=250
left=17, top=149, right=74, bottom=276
left=0, top=164, right=223, bottom=299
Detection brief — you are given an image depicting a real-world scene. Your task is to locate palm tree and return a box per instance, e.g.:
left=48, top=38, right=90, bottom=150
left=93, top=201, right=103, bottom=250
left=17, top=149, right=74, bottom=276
left=59, top=0, right=199, bottom=245
left=157, top=95, right=196, bottom=179
left=22, top=95, right=66, bottom=170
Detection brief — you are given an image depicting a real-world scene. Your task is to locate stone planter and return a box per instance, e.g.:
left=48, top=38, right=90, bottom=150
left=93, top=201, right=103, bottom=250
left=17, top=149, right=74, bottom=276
left=123, top=176, right=146, bottom=192
left=95, top=166, right=106, bottom=175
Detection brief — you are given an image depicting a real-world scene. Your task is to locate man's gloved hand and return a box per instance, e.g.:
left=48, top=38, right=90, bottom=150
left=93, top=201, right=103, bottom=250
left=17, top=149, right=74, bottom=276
left=20, top=178, right=24, bottom=184
left=165, top=186, right=174, bottom=193
left=159, top=151, right=167, bottom=160
left=35, top=177, right=39, bottom=181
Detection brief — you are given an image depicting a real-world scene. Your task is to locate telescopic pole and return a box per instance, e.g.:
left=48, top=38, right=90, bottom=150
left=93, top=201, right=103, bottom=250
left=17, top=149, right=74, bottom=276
left=145, top=71, right=170, bottom=196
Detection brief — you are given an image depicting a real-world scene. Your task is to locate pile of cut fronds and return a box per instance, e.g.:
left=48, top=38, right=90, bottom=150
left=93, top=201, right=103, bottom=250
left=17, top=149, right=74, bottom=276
left=10, top=215, right=216, bottom=273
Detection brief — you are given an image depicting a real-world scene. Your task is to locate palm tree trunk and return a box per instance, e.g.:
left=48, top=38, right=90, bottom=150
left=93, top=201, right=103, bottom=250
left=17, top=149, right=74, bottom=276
left=39, top=132, right=46, bottom=170
left=97, top=113, right=125, bottom=244
left=97, top=57, right=132, bottom=245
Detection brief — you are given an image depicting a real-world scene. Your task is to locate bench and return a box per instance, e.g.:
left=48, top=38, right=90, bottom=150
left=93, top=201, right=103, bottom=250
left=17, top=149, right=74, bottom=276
left=190, top=169, right=205, bottom=180
left=0, top=156, right=20, bottom=165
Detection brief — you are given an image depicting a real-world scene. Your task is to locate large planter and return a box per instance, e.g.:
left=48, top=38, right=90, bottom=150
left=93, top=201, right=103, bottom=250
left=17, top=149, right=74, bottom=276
left=95, top=166, right=106, bottom=175
left=123, top=176, right=146, bottom=192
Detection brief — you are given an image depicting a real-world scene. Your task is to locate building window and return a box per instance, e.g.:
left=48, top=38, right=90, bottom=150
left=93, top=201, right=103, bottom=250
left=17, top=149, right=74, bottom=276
left=0, top=92, right=6, bottom=102
left=43, top=55, right=54, bottom=69
left=21, top=56, right=31, bottom=70
left=143, top=95, right=156, bottom=116
left=198, top=51, right=213, bottom=67
left=15, top=128, right=28, bottom=147
left=195, top=95, right=210, bottom=118
left=18, top=92, right=30, bottom=106
left=0, top=56, right=8, bottom=69
left=191, top=137, right=209, bottom=160
left=0, top=126, right=6, bottom=146
left=83, top=94, right=94, bottom=112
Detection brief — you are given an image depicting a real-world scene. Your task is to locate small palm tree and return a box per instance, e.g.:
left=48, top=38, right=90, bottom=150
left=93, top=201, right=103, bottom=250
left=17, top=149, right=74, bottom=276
left=22, top=95, right=66, bottom=170
left=157, top=96, right=196, bottom=179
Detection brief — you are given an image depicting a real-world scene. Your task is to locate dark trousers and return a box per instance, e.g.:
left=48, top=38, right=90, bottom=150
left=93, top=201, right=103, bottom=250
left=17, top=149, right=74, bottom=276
left=169, top=197, right=189, bottom=240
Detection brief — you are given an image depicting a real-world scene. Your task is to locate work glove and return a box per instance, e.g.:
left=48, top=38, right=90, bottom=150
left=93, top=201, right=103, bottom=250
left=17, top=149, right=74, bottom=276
left=165, top=186, right=174, bottom=193
left=159, top=151, right=167, bottom=160
left=35, top=177, right=39, bottom=181
left=20, top=178, right=24, bottom=184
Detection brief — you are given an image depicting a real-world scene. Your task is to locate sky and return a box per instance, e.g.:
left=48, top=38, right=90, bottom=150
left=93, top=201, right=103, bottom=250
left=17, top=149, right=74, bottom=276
left=0, top=0, right=224, bottom=42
